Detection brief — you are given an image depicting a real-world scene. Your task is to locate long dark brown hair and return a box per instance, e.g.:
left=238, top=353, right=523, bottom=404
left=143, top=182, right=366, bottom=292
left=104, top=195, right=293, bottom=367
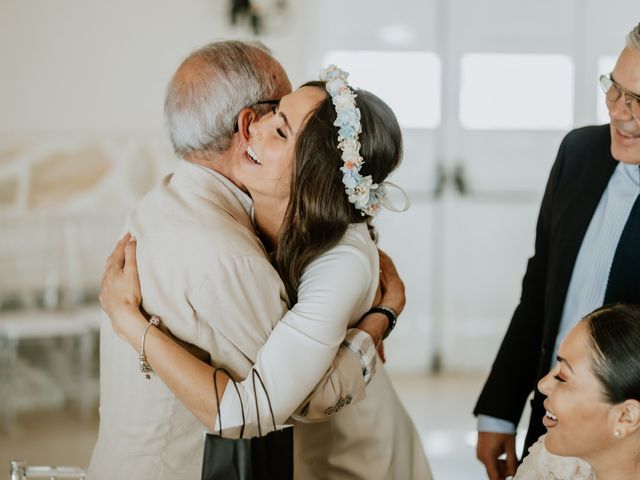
left=274, top=81, right=402, bottom=304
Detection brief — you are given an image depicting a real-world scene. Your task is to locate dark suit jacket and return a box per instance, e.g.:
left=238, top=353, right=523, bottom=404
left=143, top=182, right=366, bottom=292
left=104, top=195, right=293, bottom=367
left=474, top=124, right=621, bottom=454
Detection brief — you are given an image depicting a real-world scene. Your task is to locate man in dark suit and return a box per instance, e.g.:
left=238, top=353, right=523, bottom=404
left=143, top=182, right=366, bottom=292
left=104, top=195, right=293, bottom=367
left=475, top=22, right=640, bottom=480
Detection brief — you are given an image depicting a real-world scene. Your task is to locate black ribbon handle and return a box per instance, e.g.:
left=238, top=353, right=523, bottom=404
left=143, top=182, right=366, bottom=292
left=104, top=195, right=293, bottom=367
left=251, top=369, right=277, bottom=437
left=213, top=367, right=278, bottom=439
left=213, top=367, right=246, bottom=438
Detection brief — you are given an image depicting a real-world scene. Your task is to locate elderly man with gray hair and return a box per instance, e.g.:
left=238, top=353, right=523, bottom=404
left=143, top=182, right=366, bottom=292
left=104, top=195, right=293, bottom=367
left=89, top=40, right=397, bottom=479
left=475, top=22, right=640, bottom=480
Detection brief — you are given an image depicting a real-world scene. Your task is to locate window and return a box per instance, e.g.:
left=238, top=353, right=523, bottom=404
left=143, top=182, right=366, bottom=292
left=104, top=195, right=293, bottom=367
left=597, top=56, right=617, bottom=124
left=322, top=51, right=441, bottom=129
left=459, top=53, right=574, bottom=130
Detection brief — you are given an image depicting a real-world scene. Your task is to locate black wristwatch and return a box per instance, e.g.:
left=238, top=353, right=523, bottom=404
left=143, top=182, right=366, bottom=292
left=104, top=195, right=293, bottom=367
left=368, top=305, right=398, bottom=339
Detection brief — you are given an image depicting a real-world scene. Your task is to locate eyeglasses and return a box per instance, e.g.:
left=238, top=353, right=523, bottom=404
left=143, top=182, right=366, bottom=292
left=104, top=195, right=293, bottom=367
left=250, top=99, right=280, bottom=116
left=600, top=73, right=640, bottom=121
left=251, top=99, right=279, bottom=107
left=233, top=99, right=280, bottom=132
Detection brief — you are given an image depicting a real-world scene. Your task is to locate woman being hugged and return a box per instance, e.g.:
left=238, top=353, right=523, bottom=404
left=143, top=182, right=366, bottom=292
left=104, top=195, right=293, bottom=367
left=515, top=303, right=640, bottom=480
left=101, top=66, right=430, bottom=479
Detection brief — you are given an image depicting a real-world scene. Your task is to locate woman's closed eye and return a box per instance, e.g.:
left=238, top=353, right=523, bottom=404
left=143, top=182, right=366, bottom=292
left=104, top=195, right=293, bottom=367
left=553, top=374, right=566, bottom=383
left=269, top=106, right=287, bottom=139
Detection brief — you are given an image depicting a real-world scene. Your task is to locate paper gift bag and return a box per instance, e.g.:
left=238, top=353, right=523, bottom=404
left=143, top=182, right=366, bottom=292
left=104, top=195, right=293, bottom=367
left=201, top=368, right=294, bottom=480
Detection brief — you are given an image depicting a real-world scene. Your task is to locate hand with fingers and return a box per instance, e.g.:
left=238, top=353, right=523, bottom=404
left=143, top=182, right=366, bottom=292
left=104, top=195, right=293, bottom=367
left=100, top=233, right=146, bottom=342
left=476, top=432, right=518, bottom=480
left=376, top=341, right=386, bottom=363
left=378, top=249, right=405, bottom=315
left=354, top=249, right=406, bottom=361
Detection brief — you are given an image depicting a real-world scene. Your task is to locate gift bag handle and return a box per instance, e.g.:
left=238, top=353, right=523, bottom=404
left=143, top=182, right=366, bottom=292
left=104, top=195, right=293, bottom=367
left=251, top=369, right=277, bottom=437
left=213, top=367, right=246, bottom=438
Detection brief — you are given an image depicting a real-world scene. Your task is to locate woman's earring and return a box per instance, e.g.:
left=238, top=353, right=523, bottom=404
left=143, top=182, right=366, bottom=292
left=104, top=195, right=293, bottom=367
left=614, top=429, right=622, bottom=437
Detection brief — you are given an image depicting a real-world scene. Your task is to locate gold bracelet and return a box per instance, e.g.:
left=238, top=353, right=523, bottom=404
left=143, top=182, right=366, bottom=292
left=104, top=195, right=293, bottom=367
left=139, top=315, right=160, bottom=380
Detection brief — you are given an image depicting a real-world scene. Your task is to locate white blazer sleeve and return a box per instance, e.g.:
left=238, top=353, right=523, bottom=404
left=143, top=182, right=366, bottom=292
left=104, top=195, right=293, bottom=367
left=218, top=242, right=375, bottom=427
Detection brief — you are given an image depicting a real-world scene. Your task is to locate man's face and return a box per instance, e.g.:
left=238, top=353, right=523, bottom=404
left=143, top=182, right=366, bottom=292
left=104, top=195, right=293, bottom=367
left=608, top=47, right=640, bottom=164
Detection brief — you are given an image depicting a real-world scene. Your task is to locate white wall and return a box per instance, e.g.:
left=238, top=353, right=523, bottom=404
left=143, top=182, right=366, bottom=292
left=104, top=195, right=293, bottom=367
left=0, top=0, right=310, bottom=134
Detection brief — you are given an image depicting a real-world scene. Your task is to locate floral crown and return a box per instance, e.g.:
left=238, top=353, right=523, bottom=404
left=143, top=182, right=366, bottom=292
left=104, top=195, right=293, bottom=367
left=319, top=65, right=386, bottom=216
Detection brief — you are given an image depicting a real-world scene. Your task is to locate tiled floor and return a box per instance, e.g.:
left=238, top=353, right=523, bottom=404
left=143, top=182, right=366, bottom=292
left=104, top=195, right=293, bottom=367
left=391, top=373, right=489, bottom=479
left=1, top=373, right=493, bottom=479
left=0, top=408, right=99, bottom=476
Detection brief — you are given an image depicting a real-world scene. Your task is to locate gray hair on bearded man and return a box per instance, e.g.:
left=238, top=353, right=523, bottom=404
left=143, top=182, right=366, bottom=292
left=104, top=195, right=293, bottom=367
left=626, top=22, right=640, bottom=52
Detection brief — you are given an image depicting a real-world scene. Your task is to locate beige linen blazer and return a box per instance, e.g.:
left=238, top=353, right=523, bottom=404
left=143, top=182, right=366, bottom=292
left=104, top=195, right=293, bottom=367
left=89, top=161, right=369, bottom=480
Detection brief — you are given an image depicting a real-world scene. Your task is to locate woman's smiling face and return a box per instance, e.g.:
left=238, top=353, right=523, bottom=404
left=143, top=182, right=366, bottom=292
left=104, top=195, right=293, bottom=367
left=236, top=85, right=326, bottom=202
left=537, top=321, right=616, bottom=459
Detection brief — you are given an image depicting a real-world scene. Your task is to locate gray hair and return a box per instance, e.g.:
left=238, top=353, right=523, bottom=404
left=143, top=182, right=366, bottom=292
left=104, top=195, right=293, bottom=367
left=164, top=40, right=290, bottom=156
left=626, top=22, right=640, bottom=52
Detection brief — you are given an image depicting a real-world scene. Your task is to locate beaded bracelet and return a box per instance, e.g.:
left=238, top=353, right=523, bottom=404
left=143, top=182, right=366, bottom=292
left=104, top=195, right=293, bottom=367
left=139, top=315, right=160, bottom=380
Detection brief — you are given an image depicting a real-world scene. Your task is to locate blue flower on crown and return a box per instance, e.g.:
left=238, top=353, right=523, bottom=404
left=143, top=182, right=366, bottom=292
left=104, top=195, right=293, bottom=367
left=335, top=108, right=360, bottom=129
left=338, top=125, right=358, bottom=142
left=321, top=65, right=345, bottom=82
left=341, top=169, right=362, bottom=189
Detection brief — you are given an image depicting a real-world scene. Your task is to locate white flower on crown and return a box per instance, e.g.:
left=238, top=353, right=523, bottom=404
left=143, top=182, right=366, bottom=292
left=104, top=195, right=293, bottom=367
left=340, top=140, right=363, bottom=169
left=326, top=79, right=345, bottom=97
left=348, top=175, right=375, bottom=207
left=333, top=90, right=358, bottom=110
left=321, top=64, right=343, bottom=80
left=362, top=183, right=386, bottom=216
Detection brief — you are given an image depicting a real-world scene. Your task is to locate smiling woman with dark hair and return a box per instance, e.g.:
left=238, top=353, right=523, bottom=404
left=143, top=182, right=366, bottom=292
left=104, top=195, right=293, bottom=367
left=515, top=303, right=640, bottom=480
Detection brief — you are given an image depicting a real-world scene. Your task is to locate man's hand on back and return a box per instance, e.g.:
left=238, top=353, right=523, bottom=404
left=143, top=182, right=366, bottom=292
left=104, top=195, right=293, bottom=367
left=354, top=249, right=405, bottom=350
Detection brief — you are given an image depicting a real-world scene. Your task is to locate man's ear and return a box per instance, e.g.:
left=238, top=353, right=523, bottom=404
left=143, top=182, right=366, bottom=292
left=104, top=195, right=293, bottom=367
left=237, top=108, right=256, bottom=143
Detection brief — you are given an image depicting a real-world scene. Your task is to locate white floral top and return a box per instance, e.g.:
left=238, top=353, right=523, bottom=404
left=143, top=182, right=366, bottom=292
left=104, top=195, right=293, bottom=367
left=514, top=436, right=595, bottom=480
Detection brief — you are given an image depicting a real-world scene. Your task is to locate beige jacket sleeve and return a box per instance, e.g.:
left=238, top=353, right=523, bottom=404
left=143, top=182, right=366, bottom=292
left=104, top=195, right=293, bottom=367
left=218, top=242, right=377, bottom=427
left=187, top=254, right=289, bottom=379
left=292, top=328, right=376, bottom=422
